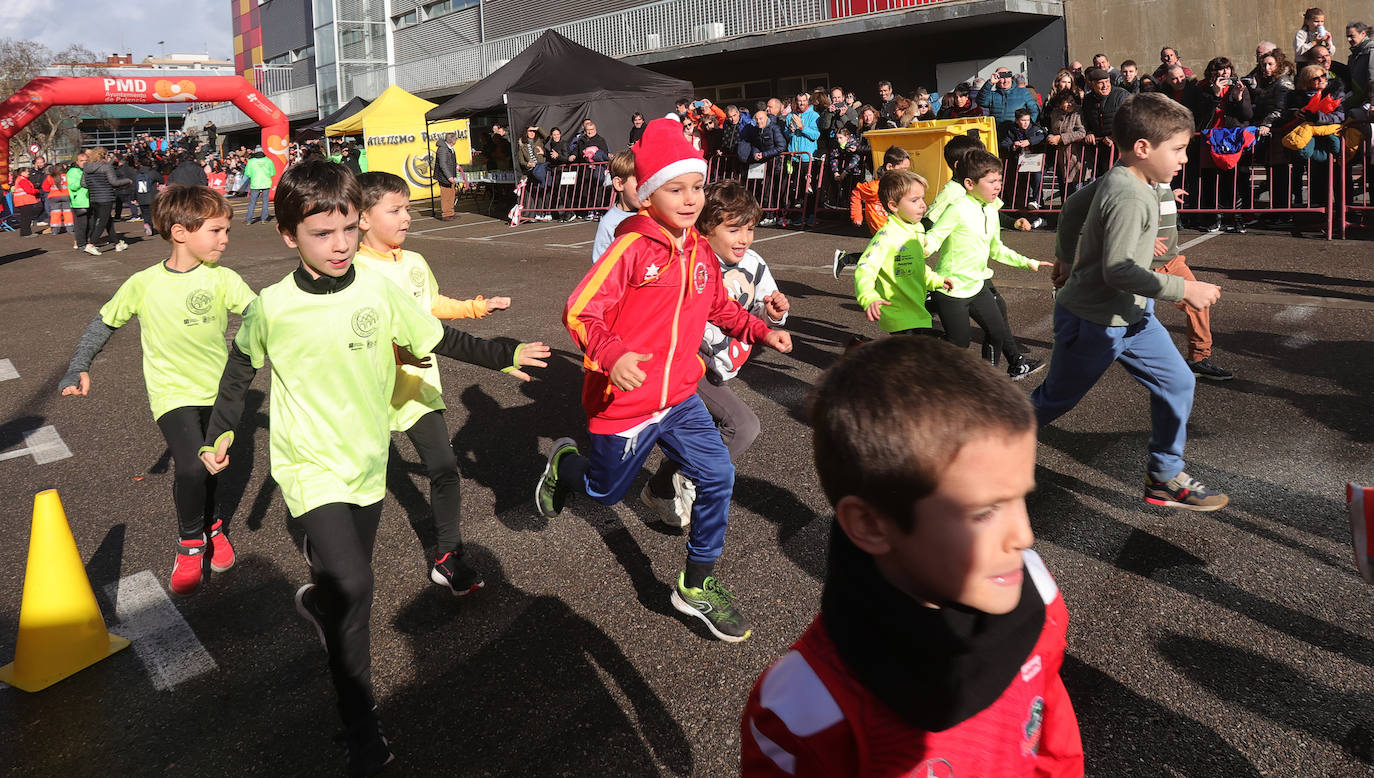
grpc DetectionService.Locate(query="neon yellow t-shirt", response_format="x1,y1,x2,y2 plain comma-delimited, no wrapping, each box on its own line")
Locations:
99,261,256,420
353,246,445,432
234,265,444,516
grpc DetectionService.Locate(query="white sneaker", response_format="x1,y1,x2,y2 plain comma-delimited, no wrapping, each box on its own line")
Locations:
114,241,129,252
671,473,696,528
641,482,685,527
83,244,101,256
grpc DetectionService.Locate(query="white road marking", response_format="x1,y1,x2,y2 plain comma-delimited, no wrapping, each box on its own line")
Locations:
548,239,595,248
409,220,499,235
752,232,810,244
0,425,73,464
0,358,17,381
104,571,217,691
472,221,588,240
1273,306,1317,325
1177,232,1224,251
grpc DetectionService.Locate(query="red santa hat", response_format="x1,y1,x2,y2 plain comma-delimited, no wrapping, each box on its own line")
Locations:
632,117,707,201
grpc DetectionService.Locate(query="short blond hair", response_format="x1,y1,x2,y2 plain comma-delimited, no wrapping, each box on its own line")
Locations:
151,185,233,240
878,169,928,211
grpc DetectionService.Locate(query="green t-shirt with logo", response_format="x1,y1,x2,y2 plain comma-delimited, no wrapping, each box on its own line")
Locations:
234,265,444,516
353,248,445,432
99,261,256,420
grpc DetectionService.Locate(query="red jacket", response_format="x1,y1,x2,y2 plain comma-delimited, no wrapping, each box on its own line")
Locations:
565,214,771,434
741,550,1084,778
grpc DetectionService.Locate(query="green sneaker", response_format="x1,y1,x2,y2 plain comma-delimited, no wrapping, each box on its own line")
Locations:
670,572,752,642
535,437,579,518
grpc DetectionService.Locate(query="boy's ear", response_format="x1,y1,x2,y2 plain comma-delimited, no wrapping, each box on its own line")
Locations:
834,495,896,556
279,226,298,249
611,177,626,193
169,223,189,243
357,208,372,232
962,177,976,191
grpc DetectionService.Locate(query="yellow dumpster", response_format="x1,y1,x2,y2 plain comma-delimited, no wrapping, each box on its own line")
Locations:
862,117,998,202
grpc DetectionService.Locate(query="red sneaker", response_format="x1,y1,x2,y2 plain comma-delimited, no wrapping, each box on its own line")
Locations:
207,520,235,573
170,537,207,596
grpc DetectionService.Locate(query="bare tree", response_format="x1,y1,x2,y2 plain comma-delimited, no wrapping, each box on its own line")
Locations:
0,39,94,163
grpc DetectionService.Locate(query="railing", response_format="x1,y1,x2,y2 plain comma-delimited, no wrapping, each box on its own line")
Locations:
253,64,295,95
995,135,1341,238
345,0,992,102
189,84,318,131
1341,140,1372,239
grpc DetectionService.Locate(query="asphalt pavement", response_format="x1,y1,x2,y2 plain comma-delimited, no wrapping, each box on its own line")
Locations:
1,200,1373,776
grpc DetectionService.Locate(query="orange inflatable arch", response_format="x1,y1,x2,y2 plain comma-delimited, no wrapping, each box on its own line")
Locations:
0,76,288,187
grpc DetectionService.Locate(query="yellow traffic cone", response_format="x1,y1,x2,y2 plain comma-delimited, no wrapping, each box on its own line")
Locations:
0,489,129,692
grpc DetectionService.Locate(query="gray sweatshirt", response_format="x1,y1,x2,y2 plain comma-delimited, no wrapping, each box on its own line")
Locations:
1053,166,1185,326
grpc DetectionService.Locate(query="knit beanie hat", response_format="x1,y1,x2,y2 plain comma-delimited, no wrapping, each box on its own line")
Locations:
633,117,707,201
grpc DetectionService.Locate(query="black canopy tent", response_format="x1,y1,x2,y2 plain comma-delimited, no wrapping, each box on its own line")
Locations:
425,30,692,164
294,96,371,142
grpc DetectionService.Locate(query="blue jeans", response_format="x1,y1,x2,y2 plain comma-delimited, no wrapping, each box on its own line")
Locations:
1030,301,1196,481
248,188,270,222
574,394,735,563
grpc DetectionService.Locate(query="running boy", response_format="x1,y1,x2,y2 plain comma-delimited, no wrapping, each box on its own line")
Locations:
1034,93,1228,510
535,118,793,643
592,149,639,261
198,161,543,775
831,145,910,277
854,170,953,336
641,180,791,527
59,185,252,596
742,335,1083,777
353,170,534,596
919,150,1045,379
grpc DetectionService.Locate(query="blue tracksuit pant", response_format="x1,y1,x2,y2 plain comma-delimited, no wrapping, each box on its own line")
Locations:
579,394,734,563
1031,301,1195,481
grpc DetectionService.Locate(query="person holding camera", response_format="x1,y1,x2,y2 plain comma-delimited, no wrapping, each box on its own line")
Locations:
1193,57,1254,233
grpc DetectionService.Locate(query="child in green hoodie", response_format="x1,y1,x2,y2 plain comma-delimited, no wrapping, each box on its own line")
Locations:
919,150,1045,380
853,170,954,336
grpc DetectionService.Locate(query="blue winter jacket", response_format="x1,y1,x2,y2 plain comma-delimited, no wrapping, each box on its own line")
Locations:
786,107,820,161
977,82,1040,127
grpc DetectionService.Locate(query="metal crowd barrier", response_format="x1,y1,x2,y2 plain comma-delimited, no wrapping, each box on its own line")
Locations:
513,161,615,223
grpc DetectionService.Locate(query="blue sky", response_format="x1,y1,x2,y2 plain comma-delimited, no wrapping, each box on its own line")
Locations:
13,0,234,61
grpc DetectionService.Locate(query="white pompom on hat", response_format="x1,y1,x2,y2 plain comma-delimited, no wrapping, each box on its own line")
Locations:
632,117,707,201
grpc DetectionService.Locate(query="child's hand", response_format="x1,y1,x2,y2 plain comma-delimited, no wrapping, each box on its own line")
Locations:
1181,279,1221,310
1173,188,1188,202
200,438,231,475
865,300,891,321
506,341,551,382
394,343,432,369
940,277,955,292
1154,237,1170,257
1014,217,1032,231
610,351,652,391
60,372,91,397
762,330,792,353
763,291,789,321
1029,260,1043,271
485,296,511,312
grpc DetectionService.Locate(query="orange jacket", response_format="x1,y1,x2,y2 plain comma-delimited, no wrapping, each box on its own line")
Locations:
850,180,889,235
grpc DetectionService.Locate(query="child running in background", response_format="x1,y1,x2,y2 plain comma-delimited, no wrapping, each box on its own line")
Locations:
918,150,1045,379
831,145,910,277
641,179,791,527
198,161,545,775
742,336,1084,777
592,149,640,261
853,170,953,336
59,185,253,596
353,170,529,596
1035,93,1228,511
535,118,793,643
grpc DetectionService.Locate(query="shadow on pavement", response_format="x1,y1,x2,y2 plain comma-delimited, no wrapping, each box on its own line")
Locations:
1157,631,1374,765
385,545,693,776
1061,655,1262,776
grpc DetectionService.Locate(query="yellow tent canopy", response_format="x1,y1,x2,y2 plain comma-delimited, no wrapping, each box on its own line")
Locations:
326,85,437,137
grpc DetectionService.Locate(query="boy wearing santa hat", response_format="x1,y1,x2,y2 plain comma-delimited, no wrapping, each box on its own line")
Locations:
535,118,792,642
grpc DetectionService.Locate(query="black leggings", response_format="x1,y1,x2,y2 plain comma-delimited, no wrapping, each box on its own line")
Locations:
403,410,463,556
296,501,384,727
929,285,1017,362
156,406,218,540
88,201,116,245
73,208,89,246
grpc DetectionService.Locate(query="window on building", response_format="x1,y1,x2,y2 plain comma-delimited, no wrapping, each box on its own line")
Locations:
422,0,476,21
776,74,828,101
700,80,772,107
392,9,419,28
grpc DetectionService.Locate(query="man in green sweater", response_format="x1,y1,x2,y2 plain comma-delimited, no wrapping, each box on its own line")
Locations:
243,146,276,225
1032,93,1228,512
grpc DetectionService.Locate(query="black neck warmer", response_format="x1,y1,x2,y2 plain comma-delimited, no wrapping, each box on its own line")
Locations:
820,522,1045,732
293,263,355,294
